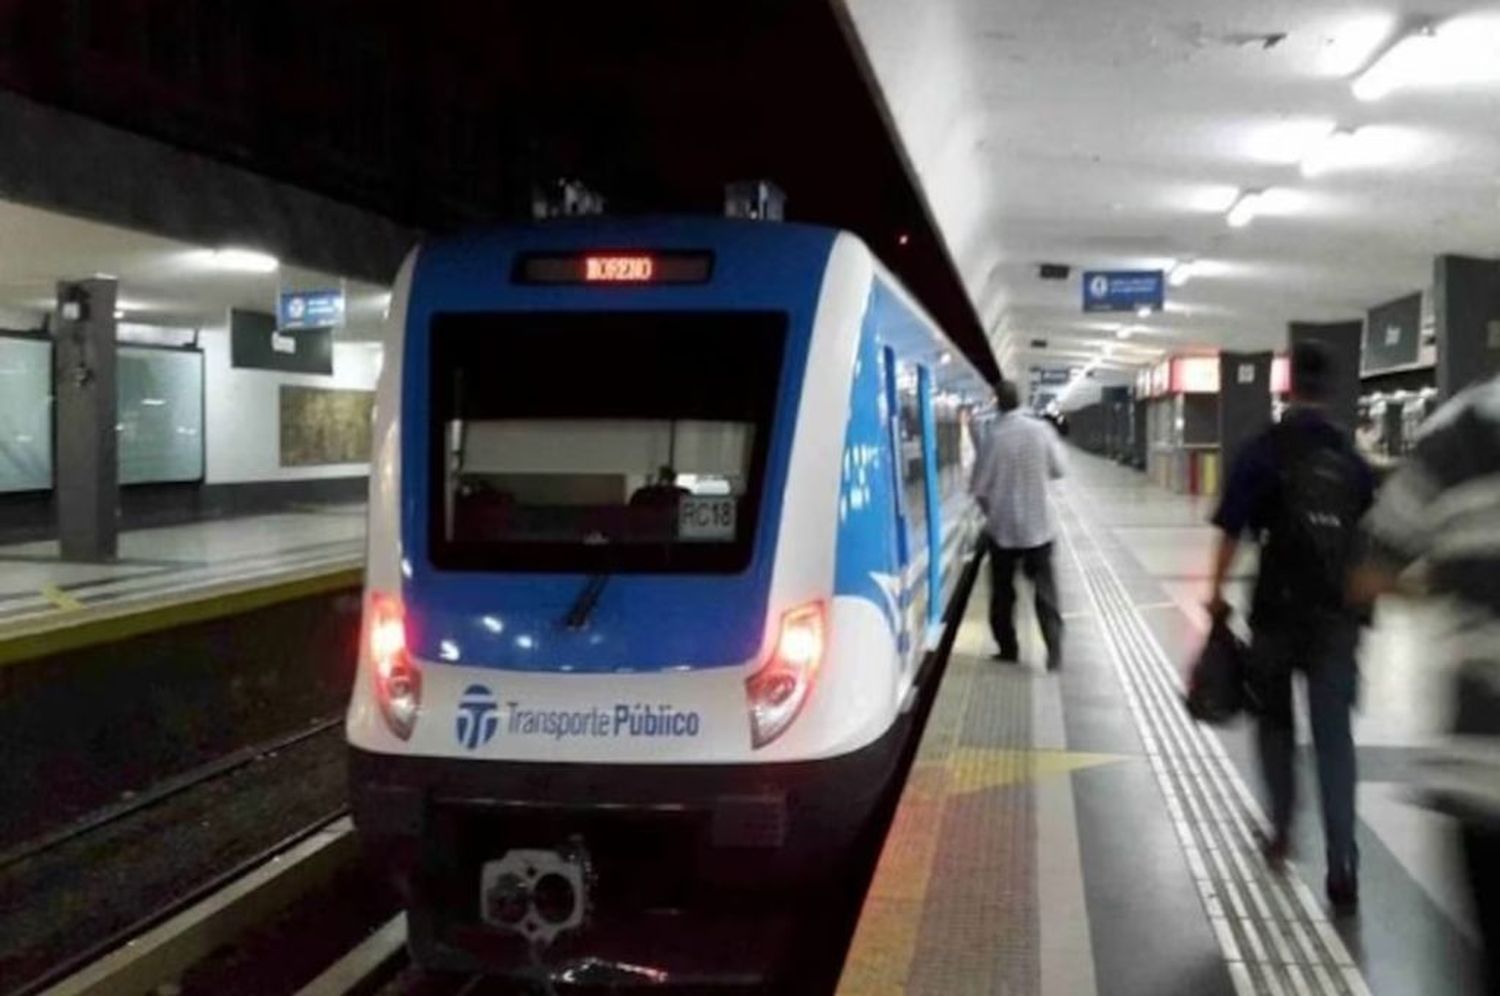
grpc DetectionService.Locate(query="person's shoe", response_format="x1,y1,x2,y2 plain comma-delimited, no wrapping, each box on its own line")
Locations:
1046,653,1063,672
1258,828,1291,871
992,646,1019,663
1326,865,1359,914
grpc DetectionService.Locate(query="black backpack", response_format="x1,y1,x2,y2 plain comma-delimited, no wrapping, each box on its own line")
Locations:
1262,424,1366,614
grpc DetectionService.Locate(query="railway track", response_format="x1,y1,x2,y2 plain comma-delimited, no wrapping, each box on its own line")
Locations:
21,813,354,996
2,719,349,996
0,717,344,876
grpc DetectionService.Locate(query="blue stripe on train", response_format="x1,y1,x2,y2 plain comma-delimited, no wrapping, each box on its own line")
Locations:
832,282,903,637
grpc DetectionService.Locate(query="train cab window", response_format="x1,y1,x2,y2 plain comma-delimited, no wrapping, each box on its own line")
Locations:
427,311,786,574
894,364,929,548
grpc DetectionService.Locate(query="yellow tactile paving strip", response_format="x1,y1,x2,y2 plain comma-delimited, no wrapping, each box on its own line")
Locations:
839,611,1125,995
0,565,362,667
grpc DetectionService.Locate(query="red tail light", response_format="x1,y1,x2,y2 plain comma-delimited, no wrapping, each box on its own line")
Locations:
746,602,826,748
369,592,421,740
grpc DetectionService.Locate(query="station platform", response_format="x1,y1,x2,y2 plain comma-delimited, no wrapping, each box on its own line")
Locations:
838,451,1485,996
0,505,364,663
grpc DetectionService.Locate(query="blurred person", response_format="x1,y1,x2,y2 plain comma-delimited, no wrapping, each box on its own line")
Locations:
969,379,1066,670
1207,342,1375,912
1355,411,1383,461
629,464,689,508
1354,374,1500,991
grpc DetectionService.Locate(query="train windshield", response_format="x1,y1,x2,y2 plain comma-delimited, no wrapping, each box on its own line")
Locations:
428,311,787,574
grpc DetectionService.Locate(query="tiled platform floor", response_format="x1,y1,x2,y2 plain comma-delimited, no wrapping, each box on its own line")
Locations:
0,505,364,630
838,450,1484,996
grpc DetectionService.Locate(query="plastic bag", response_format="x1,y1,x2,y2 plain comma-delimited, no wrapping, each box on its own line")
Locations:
1185,616,1251,725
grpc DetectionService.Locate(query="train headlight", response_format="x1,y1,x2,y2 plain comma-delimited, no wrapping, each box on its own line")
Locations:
370,592,422,740
746,602,825,748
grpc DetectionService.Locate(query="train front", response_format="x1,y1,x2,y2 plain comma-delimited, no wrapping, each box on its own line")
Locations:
346,220,906,981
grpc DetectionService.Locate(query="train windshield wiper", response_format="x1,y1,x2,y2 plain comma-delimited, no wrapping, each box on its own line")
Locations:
563,573,609,631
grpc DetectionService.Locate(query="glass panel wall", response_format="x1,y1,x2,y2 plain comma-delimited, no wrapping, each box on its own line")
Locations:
118,346,204,485
0,336,52,493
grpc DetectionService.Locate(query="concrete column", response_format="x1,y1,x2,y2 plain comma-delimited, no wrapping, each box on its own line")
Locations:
1288,320,1361,432
53,278,118,561
1434,254,1500,400
1218,351,1271,471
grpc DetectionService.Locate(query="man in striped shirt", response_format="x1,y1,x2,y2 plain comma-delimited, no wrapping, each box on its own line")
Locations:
969,380,1066,669
1356,374,1500,991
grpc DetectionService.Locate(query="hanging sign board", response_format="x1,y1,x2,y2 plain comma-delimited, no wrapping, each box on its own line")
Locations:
231,308,333,375
1082,270,1165,313
278,288,346,330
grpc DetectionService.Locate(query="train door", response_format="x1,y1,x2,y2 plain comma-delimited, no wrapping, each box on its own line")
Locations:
917,365,942,635
884,348,931,670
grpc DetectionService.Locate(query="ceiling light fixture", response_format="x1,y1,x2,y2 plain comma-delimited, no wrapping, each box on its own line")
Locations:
1167,259,1196,287
1352,26,1439,101
1226,190,1265,228
200,247,280,273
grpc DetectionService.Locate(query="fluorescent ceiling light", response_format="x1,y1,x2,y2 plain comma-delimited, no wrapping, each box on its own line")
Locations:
1226,190,1265,228
1300,128,1359,178
199,247,280,273
1167,259,1196,287
1352,28,1440,101
1247,119,1339,166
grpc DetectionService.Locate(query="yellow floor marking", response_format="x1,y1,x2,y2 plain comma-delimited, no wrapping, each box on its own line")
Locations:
840,733,1130,994
839,659,979,995
40,584,83,611
1,566,362,668
947,747,1128,796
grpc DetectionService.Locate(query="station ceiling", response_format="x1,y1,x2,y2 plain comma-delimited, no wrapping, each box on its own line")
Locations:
845,0,1500,378
0,1,998,381
0,199,389,335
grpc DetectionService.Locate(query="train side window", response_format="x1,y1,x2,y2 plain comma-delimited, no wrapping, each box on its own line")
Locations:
931,399,978,503
894,362,928,549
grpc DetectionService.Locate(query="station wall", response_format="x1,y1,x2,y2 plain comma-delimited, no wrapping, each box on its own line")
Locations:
199,326,380,485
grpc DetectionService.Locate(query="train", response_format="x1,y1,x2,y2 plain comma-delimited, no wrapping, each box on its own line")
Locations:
345,217,990,981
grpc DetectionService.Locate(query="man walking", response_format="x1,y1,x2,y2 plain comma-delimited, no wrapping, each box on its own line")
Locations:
1354,374,1500,990
969,380,1065,670
1207,342,1375,912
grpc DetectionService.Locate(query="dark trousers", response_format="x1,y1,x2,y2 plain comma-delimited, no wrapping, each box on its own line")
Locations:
1252,620,1360,870
987,540,1062,663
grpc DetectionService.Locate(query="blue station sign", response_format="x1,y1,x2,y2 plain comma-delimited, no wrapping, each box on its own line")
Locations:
1082,270,1164,313
278,288,346,330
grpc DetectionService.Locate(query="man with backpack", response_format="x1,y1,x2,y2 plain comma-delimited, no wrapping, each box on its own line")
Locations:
1207,342,1376,912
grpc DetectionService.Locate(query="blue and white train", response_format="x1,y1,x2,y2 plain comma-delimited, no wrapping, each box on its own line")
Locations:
346,217,989,978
